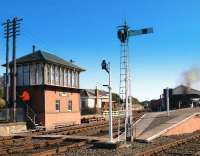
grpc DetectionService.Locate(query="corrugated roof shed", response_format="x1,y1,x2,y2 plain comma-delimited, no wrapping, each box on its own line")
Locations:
173,85,200,95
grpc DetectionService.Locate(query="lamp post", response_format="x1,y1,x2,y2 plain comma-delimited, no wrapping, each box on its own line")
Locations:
101,59,113,142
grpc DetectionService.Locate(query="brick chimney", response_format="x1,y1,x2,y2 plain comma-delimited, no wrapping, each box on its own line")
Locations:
32,45,36,53
95,86,99,113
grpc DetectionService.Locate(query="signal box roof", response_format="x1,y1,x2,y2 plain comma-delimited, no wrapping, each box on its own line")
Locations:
2,50,85,72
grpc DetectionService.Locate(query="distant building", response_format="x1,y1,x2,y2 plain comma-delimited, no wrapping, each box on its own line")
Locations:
163,85,200,109
3,50,85,129
150,85,200,111
149,99,162,111
80,88,109,115
141,100,151,110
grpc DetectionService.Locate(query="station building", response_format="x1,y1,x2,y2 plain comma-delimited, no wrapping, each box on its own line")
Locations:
150,85,200,111
4,50,85,129
80,88,109,115
163,85,200,109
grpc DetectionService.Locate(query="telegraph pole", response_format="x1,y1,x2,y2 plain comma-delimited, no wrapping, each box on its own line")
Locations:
12,18,17,122
3,17,22,122
6,20,10,107
12,17,22,122
2,20,11,107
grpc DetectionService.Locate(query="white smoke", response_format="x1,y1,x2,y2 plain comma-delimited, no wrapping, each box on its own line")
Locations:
182,67,200,88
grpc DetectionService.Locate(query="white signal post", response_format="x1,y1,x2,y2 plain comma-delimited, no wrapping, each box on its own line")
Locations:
166,87,170,116
101,60,113,142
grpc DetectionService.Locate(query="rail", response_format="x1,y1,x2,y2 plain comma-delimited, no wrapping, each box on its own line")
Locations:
136,131,200,156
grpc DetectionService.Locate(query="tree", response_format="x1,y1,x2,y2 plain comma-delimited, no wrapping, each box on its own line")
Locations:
0,75,5,108
0,88,3,98
0,76,4,98
131,97,141,105
112,93,121,103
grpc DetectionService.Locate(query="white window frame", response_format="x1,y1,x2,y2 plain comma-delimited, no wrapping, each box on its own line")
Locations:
67,100,72,112
55,100,60,112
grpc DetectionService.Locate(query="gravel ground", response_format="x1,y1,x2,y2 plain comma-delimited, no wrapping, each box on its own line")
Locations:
59,132,200,156
59,136,177,156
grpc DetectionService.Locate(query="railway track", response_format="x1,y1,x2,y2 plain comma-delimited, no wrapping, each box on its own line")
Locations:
30,140,88,156
136,131,200,156
0,112,144,155
0,132,92,155
0,136,88,156
0,119,124,155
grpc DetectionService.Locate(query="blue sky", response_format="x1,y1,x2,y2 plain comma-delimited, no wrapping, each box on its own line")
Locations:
1,0,200,101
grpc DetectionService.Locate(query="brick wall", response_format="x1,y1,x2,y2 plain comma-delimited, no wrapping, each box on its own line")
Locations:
162,115,200,136
44,90,81,129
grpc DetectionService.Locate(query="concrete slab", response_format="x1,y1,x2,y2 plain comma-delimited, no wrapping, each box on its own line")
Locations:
0,122,27,136
32,135,65,139
133,108,200,142
34,134,123,149
34,134,109,142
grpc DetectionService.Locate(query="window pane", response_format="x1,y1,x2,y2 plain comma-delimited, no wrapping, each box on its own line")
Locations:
17,65,23,86
55,100,60,112
77,72,79,88
46,64,51,84
60,67,63,86
37,64,43,85
71,71,74,88
23,65,29,86
68,100,72,111
64,69,68,87
55,66,59,85
30,64,36,85
68,70,71,87
51,65,55,85
74,71,78,88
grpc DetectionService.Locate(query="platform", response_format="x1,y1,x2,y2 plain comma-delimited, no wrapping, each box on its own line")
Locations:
0,122,27,136
133,108,200,142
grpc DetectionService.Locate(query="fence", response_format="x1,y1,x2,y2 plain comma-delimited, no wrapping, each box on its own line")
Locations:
0,108,25,122
103,110,125,117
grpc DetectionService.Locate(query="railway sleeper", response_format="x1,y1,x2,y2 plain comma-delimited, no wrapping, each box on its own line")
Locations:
31,148,57,156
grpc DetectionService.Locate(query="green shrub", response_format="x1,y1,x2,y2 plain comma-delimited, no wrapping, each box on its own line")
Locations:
0,88,3,98
0,98,5,108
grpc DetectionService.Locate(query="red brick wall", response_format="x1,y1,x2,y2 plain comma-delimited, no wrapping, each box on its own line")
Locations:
17,86,81,129
162,115,200,136
44,90,81,129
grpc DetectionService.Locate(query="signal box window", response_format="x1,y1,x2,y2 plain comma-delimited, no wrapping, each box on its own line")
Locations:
55,100,60,112
68,100,72,112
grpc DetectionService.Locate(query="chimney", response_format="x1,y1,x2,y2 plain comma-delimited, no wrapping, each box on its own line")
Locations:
32,45,36,53
95,86,99,113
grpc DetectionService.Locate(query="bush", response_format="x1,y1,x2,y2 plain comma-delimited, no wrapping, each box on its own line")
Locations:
0,88,3,98
0,98,5,108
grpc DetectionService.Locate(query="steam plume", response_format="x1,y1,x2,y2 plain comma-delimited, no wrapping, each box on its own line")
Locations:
182,67,200,88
